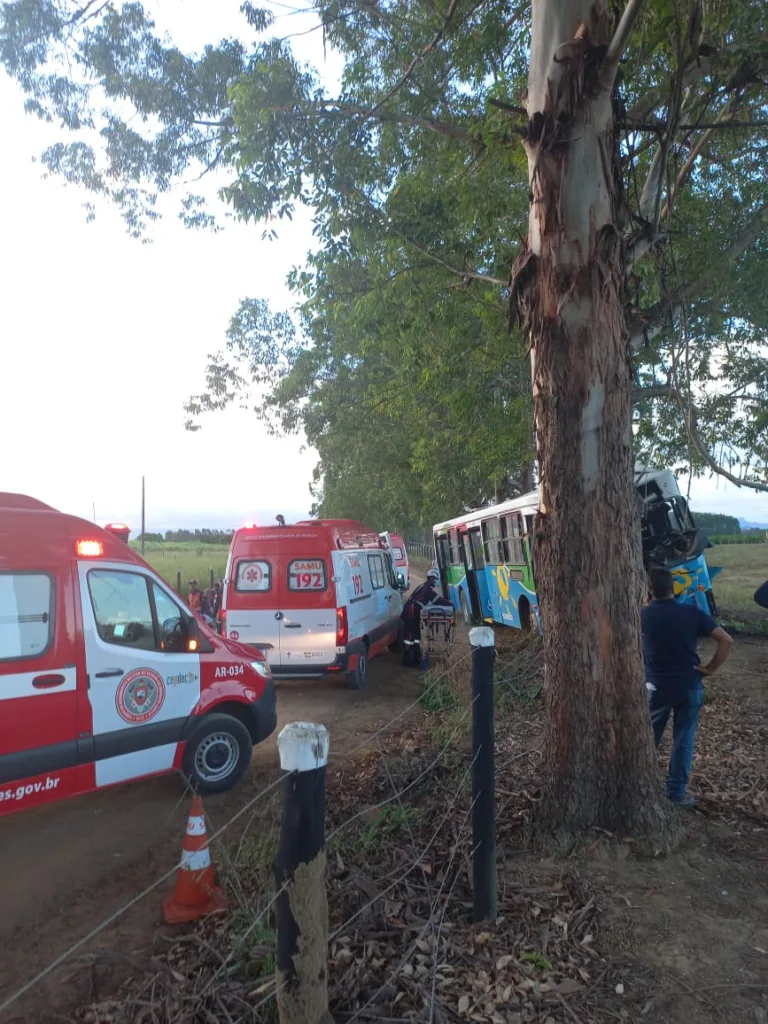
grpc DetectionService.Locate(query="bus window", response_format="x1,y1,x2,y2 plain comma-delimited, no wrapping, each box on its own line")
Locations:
481,518,503,564
524,514,535,572
470,529,486,570
448,529,461,565
436,534,450,577
501,513,525,564
461,531,473,569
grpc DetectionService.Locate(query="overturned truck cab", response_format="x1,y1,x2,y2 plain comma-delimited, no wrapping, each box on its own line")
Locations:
635,466,721,615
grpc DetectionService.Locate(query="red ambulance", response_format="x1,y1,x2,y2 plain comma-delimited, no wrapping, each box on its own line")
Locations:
380,532,410,590
222,519,406,689
0,494,276,817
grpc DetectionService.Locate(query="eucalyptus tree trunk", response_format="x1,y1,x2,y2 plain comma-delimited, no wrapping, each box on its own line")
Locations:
512,0,681,850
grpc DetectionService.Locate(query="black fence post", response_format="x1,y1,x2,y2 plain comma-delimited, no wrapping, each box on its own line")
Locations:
275,723,333,1024
209,567,214,589
470,625,497,922
176,570,182,596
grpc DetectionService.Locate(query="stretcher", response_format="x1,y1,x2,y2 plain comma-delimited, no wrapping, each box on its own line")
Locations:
419,603,455,662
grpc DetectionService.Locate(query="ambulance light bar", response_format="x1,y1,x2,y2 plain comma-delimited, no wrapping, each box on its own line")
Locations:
76,540,104,558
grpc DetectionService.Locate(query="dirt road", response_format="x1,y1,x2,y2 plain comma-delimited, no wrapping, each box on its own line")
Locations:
0,653,426,1019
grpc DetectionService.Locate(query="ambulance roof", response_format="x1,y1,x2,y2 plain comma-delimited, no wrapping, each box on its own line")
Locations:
233,518,383,551
0,493,146,568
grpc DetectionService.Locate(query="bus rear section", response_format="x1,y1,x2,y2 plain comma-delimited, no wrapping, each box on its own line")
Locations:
434,494,540,632
223,526,338,676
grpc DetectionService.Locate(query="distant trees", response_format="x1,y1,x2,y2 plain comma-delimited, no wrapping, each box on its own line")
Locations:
138,529,235,545
693,512,741,535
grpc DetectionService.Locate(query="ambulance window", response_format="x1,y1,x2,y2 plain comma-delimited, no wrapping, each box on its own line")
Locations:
384,553,398,589
392,546,404,562
153,585,185,634
235,560,272,592
288,559,326,591
88,570,156,651
0,572,53,663
368,554,386,590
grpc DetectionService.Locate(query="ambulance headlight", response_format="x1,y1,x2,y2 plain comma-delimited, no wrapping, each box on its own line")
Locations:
251,660,271,679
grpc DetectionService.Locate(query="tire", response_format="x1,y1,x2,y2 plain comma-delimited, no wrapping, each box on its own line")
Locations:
388,621,405,653
182,714,253,795
519,598,532,632
460,592,472,627
346,648,368,690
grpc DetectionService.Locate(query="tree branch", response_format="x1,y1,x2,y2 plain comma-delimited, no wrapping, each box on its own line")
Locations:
277,101,492,143
404,238,509,287
372,0,461,111
487,97,528,117
633,384,768,492
627,118,768,132
346,182,509,288
629,204,768,351
605,0,646,82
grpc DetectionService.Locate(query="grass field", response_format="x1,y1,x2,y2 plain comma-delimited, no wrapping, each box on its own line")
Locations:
708,542,768,629
130,541,229,594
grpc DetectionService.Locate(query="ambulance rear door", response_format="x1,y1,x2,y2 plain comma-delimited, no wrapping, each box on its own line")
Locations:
224,534,282,669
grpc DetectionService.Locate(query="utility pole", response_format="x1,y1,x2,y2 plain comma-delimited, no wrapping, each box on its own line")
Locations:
92,502,96,523
141,476,146,557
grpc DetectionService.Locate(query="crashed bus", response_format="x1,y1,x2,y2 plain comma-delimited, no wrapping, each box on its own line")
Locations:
433,467,721,630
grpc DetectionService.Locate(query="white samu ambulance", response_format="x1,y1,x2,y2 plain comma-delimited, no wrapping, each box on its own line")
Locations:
222,519,406,689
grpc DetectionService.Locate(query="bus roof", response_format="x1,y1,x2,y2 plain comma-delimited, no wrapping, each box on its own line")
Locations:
433,489,539,534
434,467,683,536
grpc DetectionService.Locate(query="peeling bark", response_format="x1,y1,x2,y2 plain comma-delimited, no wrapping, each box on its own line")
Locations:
512,0,682,851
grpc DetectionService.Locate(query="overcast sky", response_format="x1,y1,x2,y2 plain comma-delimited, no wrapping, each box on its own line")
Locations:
1,0,766,532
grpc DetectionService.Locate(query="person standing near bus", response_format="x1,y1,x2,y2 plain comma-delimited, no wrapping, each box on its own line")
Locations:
642,568,733,808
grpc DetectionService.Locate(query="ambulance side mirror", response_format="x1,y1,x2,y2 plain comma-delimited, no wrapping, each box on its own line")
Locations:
161,616,186,653
185,615,214,654
396,572,407,590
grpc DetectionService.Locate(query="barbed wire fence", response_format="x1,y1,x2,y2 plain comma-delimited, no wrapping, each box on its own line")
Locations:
0,642,505,1024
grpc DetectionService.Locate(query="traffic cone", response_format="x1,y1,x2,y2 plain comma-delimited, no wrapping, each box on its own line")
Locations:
163,795,225,924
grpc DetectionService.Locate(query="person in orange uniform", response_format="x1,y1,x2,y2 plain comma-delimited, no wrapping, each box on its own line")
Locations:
187,580,203,616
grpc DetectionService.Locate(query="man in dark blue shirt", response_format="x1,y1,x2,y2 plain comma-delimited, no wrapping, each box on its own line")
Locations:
755,580,768,609
642,569,733,808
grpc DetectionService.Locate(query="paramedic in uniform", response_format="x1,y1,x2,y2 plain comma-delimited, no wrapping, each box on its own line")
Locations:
401,569,447,668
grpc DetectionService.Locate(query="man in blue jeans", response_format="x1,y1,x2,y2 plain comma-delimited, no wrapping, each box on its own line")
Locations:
642,569,733,808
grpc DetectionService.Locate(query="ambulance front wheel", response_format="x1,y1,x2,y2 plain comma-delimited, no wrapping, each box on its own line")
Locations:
182,714,253,795
346,649,368,690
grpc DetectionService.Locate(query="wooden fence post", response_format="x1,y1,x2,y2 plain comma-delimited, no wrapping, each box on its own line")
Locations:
209,567,214,589
176,570,182,596
470,626,497,922
275,723,333,1024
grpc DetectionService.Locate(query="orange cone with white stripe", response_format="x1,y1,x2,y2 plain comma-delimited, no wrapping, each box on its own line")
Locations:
163,795,225,924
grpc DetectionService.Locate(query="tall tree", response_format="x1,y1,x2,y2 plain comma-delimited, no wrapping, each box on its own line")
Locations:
3,0,767,847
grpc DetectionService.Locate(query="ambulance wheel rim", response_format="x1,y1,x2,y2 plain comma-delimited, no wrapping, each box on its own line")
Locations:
194,732,240,783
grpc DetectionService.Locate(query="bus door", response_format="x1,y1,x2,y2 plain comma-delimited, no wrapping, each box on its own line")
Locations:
468,527,492,620
459,530,482,620
435,535,451,602
523,515,536,582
